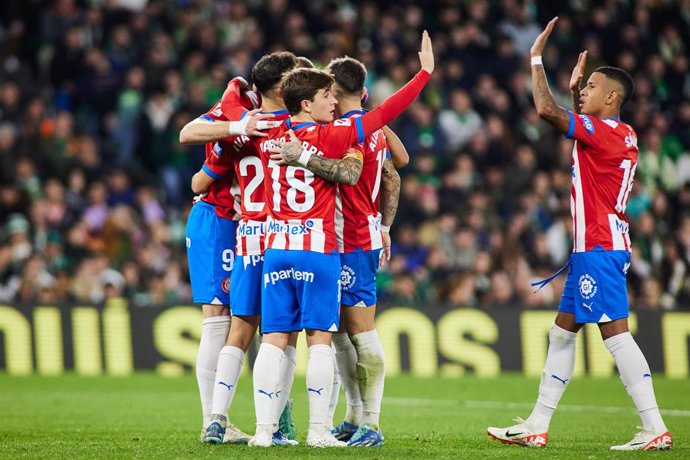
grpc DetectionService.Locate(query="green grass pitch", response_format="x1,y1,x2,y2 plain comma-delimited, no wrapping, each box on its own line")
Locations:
1,373,687,458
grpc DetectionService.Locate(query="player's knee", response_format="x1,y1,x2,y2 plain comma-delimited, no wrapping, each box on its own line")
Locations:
359,344,386,370
202,304,230,318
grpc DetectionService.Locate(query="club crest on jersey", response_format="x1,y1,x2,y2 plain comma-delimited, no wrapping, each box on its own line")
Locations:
578,274,598,300
212,142,223,157
340,265,356,290
334,118,352,127
579,115,595,134
221,277,231,293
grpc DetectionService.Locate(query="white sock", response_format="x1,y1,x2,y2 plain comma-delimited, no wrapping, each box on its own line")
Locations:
604,332,667,433
351,330,386,429
327,344,341,428
253,343,284,430
196,316,230,427
210,345,244,418
525,323,577,432
333,332,362,425
307,344,334,432
274,345,297,424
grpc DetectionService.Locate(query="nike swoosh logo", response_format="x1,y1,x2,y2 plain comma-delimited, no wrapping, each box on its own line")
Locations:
307,387,324,395
505,431,524,437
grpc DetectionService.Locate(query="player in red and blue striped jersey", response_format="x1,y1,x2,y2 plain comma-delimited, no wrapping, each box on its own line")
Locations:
248,31,434,448
488,17,671,452
322,56,406,447
181,53,299,445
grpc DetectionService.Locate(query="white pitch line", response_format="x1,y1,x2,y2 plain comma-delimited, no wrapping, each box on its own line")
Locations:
384,397,690,417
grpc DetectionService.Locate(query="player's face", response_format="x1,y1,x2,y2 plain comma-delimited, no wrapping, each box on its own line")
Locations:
309,87,338,123
579,72,610,116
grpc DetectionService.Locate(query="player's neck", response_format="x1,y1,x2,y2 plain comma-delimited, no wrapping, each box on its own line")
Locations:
336,97,363,117
260,97,285,113
591,107,620,120
291,113,316,124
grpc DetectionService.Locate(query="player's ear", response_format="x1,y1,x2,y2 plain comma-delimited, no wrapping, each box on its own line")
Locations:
301,99,312,114
605,89,618,106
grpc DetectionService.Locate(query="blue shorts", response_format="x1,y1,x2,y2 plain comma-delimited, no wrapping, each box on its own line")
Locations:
186,201,237,305
340,249,381,307
261,249,341,333
558,247,631,323
231,254,264,316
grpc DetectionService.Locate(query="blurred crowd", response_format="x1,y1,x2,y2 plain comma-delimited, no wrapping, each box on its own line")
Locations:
0,0,689,310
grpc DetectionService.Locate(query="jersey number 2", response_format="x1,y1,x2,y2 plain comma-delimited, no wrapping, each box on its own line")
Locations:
239,156,264,212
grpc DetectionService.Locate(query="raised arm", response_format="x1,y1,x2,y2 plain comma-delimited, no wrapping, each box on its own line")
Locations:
268,130,363,185
382,126,409,169
530,17,571,133
358,31,434,138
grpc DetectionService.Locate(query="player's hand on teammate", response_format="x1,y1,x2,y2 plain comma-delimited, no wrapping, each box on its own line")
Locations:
419,30,434,74
530,16,558,58
268,129,303,165
243,109,282,137
380,231,392,268
569,50,588,93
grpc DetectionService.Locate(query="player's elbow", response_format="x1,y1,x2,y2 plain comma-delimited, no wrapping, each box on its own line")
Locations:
179,124,198,144
393,154,409,169
190,175,204,194
179,128,192,144
346,168,364,186
536,104,555,119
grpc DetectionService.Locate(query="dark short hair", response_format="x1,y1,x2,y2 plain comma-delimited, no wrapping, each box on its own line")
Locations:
296,56,315,69
251,51,298,96
594,66,634,106
326,56,367,95
281,68,334,115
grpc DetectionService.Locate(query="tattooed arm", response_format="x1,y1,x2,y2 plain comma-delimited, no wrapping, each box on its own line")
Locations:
304,151,363,186
380,158,401,227
530,17,571,133
269,130,363,185
379,157,400,265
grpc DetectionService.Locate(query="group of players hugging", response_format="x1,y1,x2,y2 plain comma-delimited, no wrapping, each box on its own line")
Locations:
180,23,672,451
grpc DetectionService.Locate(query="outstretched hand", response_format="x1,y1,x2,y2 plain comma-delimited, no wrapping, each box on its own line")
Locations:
419,30,434,74
244,109,281,137
569,50,588,92
267,129,303,165
530,16,558,58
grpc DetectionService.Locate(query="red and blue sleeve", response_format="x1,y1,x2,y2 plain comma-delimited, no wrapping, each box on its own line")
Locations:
360,70,430,136
202,142,233,178
565,111,605,148
320,70,430,154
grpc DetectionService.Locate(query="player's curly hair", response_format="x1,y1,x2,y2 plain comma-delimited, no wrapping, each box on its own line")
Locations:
595,66,634,106
326,56,367,95
251,51,298,96
281,68,334,115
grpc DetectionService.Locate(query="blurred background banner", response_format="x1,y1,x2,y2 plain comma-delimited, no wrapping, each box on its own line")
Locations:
1,300,689,378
